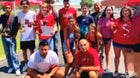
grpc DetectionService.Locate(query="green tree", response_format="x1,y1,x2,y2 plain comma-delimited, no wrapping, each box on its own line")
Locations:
80,0,94,8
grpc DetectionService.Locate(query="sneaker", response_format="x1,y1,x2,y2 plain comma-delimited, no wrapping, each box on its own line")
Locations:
22,64,27,72
125,72,130,78
16,70,21,76
104,68,110,74
15,70,21,76
7,68,14,73
113,71,119,77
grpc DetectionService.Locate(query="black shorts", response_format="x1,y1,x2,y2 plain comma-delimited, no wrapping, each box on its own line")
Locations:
103,38,111,45
80,71,102,78
20,40,35,50
132,44,140,52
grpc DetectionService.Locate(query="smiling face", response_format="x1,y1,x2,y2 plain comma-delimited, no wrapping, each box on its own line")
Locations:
68,17,76,29
21,1,30,12
94,2,102,12
81,5,89,16
40,3,50,15
39,45,49,58
79,39,90,53
105,6,113,18
122,8,131,18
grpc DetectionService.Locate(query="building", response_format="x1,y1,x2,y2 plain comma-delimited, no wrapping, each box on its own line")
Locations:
101,0,129,8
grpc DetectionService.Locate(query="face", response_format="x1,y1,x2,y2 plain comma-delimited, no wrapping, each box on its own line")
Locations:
63,1,70,8
41,4,50,14
39,45,49,58
68,18,76,29
105,7,113,17
81,5,89,15
89,24,95,32
21,1,29,10
4,5,12,13
122,8,131,18
94,3,101,12
79,39,90,53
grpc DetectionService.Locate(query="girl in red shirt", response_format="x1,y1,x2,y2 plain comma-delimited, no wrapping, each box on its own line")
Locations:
112,6,135,77
36,3,56,51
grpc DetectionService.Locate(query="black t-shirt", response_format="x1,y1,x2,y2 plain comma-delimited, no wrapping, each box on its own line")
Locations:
0,14,19,36
91,12,102,26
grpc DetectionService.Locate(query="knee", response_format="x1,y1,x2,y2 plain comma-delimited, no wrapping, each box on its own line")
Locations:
69,73,76,78
55,69,65,78
24,74,31,78
89,71,98,78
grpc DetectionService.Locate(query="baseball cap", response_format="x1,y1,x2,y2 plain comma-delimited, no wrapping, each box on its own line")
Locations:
3,2,13,8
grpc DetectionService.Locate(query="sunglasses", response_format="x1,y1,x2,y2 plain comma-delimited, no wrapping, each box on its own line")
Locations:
5,7,11,9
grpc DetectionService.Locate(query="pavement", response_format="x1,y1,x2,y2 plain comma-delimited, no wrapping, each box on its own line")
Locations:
0,32,127,78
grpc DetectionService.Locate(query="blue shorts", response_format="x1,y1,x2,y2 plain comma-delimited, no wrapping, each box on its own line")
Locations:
132,44,140,52
63,41,75,53
113,41,133,49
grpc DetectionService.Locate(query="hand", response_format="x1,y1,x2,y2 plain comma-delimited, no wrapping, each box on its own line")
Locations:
20,29,25,33
76,72,81,78
79,67,83,74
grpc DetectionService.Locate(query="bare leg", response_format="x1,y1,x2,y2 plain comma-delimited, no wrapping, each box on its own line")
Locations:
105,40,111,68
89,71,98,78
114,47,121,71
23,50,28,64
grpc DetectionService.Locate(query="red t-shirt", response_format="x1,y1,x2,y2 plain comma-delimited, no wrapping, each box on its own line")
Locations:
131,16,140,44
58,7,77,31
36,13,55,40
75,47,103,74
113,18,135,45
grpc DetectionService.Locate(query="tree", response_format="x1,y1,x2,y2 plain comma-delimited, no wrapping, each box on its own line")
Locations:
80,0,94,8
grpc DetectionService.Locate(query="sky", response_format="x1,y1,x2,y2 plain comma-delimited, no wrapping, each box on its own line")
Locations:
59,0,103,4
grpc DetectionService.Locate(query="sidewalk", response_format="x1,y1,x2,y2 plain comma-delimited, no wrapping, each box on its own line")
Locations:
0,34,126,78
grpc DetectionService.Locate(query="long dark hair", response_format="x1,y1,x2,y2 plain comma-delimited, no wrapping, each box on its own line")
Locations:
120,6,132,22
100,6,114,18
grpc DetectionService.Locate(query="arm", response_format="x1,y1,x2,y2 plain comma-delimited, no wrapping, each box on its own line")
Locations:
64,28,71,53
10,16,19,37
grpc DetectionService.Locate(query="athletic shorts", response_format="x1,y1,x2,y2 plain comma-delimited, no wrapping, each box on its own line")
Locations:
20,40,35,50
80,71,102,78
103,38,111,45
113,41,133,49
132,44,140,52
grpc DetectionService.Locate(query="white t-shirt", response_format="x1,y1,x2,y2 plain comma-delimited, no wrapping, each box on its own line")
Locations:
17,10,36,41
28,50,59,73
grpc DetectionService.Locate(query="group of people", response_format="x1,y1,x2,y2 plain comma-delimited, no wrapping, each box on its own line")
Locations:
0,0,140,78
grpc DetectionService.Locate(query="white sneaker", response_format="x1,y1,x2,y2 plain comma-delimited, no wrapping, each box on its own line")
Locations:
22,64,27,72
125,72,130,78
7,68,14,73
104,68,110,74
113,71,119,77
15,70,21,76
